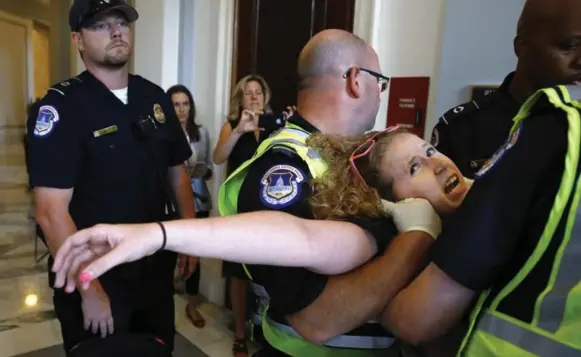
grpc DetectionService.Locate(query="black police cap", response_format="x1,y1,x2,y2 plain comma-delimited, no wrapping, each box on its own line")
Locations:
69,0,138,32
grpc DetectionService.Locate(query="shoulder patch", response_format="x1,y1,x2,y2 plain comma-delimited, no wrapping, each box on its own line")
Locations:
474,126,521,178
33,105,60,138
260,164,306,208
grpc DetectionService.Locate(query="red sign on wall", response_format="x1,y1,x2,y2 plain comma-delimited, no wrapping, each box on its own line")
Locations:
385,77,431,138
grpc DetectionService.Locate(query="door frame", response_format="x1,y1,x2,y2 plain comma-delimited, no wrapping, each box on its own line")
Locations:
0,10,35,115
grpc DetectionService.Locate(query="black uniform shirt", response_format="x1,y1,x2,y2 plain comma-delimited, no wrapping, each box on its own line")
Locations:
237,114,398,322
27,71,191,230
430,102,570,323
431,73,521,179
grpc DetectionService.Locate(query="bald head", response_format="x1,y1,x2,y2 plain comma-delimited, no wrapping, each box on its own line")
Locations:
297,29,372,81
517,0,578,38
511,0,581,101
295,29,382,136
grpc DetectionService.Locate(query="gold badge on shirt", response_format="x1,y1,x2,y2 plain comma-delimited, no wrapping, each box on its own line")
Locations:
153,104,166,124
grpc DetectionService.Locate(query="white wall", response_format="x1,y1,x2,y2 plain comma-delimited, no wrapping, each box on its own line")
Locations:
433,0,526,120
364,0,446,139
176,0,235,306
133,0,181,90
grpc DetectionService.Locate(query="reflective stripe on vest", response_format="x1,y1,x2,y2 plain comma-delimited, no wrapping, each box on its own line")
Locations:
217,123,394,354
265,316,395,350
458,85,581,356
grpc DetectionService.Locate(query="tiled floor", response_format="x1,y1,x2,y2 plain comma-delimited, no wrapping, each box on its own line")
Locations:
0,183,257,357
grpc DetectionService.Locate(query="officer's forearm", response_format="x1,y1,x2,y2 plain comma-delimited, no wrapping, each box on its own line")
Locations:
169,164,196,219
36,207,78,258
36,205,103,294
380,263,475,344
286,231,433,344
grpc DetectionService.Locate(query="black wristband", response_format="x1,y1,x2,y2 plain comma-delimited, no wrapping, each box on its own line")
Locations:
156,222,167,252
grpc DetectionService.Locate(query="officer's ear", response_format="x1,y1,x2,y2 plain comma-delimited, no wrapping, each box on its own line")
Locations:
71,31,85,52
345,67,363,99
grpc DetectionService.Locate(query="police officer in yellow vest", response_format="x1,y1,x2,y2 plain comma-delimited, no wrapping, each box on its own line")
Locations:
388,85,581,357
219,29,417,357
374,1,581,354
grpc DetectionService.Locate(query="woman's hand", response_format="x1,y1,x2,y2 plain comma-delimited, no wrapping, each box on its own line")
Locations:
282,105,297,120
234,109,263,134
52,223,164,292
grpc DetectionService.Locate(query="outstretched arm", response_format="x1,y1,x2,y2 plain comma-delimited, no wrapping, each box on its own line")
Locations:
163,211,377,274
52,210,377,292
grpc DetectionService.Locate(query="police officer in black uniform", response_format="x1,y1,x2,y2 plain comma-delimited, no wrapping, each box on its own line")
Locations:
430,0,581,179
26,0,195,355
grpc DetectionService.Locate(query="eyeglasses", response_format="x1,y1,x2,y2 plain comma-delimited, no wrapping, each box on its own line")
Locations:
343,67,390,92
349,126,400,186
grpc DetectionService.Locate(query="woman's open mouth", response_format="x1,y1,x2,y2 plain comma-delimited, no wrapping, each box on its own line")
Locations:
444,174,460,194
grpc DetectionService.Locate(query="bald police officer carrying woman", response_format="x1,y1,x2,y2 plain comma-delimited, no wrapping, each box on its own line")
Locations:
26,0,197,355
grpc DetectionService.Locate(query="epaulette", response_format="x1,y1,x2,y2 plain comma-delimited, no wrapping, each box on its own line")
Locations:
438,94,495,125
46,76,84,96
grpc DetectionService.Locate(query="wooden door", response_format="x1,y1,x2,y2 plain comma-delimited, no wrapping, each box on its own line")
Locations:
232,0,355,113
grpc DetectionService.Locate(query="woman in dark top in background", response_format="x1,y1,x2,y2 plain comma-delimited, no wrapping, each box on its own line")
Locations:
213,74,287,357
167,85,213,329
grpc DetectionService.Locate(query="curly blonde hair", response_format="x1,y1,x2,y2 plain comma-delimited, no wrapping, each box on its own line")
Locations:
306,130,406,220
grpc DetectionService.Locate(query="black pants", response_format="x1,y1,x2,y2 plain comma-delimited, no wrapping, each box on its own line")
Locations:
53,251,177,355
184,211,208,295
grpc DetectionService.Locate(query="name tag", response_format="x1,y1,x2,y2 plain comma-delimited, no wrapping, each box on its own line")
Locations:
93,125,118,138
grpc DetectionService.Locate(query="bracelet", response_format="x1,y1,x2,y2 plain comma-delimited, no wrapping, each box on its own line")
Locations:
156,222,167,252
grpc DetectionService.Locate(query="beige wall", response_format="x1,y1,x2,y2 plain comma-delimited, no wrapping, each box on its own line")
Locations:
0,0,72,85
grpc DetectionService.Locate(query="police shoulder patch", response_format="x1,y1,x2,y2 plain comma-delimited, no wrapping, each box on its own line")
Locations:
260,164,306,208
474,126,522,179
33,105,60,138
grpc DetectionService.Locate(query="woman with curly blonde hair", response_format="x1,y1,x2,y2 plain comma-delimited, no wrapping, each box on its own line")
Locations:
308,127,471,220
51,129,474,287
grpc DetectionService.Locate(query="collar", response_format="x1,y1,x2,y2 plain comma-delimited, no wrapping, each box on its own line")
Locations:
495,72,521,113
287,113,320,134
77,70,149,104
498,72,514,96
